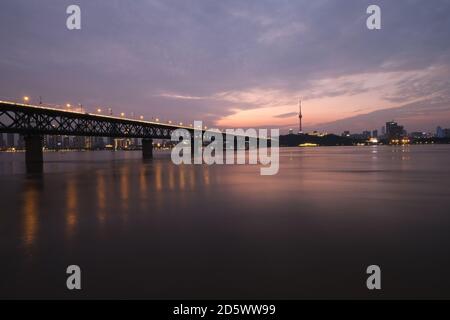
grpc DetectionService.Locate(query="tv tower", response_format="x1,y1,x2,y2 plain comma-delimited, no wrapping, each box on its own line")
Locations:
298,98,303,134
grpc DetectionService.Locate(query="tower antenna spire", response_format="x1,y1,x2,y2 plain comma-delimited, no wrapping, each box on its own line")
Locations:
298,97,303,134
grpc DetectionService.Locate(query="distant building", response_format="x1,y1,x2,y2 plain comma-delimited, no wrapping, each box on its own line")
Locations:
385,121,404,140
444,128,450,138
410,132,427,139
62,136,71,149
349,133,367,140
115,138,130,149
17,135,25,149
89,136,105,149
73,136,86,149
55,135,63,149
108,137,115,147
381,126,386,137
288,128,294,135
341,131,350,137
436,126,445,138
372,130,378,138
362,131,371,139
7,133,15,148
47,135,57,149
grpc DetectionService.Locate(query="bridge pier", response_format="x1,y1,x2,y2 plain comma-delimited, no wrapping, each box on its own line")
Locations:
25,135,43,164
24,135,43,172
142,138,153,159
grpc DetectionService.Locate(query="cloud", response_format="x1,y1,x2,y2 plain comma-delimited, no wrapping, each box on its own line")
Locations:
1,0,450,131
315,98,450,133
274,112,298,119
157,93,207,100
257,22,307,45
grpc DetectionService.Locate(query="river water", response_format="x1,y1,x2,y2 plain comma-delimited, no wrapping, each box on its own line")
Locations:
1,145,450,299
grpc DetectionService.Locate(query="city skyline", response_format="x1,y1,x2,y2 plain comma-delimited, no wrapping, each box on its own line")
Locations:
1,1,450,133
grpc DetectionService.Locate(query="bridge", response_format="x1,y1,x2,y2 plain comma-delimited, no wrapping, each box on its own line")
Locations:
0,100,268,171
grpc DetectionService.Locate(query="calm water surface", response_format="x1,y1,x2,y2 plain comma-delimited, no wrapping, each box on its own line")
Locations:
1,146,450,299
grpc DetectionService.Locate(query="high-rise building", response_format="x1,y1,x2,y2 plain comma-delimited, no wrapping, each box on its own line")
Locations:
93,136,105,149
62,136,71,149
106,137,115,148
55,135,63,149
7,133,15,148
17,135,25,149
47,135,59,149
115,138,130,149
372,130,378,138
73,136,85,149
84,136,93,149
436,126,445,138
444,128,450,138
386,121,404,140
288,128,294,135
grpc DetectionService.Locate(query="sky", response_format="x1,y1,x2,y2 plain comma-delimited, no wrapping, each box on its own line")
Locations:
1,0,450,134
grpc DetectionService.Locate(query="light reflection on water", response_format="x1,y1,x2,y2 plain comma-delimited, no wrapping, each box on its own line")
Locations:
22,179,39,249
1,146,450,299
66,178,78,239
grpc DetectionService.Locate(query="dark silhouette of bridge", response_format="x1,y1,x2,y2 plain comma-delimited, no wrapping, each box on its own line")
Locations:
0,100,268,171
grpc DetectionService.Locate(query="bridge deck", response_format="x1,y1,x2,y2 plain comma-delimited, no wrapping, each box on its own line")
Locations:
0,101,196,139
